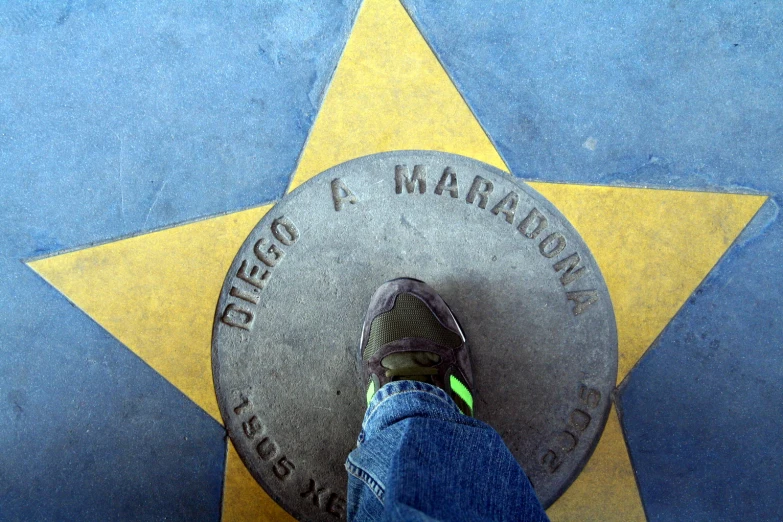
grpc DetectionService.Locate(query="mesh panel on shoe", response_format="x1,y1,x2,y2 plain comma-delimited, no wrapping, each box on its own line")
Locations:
364,293,462,360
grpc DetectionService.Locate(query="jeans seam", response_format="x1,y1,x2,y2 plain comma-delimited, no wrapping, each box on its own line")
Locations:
346,458,386,505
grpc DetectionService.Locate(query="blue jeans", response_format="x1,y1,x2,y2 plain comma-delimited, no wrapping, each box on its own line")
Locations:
345,380,550,522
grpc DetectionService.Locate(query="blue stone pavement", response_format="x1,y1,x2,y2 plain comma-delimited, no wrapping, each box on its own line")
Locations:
1,1,781,520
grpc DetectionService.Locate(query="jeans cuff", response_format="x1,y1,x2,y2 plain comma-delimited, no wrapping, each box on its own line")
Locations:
363,380,460,429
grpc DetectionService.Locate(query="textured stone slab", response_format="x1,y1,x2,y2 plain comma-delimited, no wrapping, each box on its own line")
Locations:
212,151,618,520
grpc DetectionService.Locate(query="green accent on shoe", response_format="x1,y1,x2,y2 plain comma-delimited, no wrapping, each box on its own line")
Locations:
366,380,376,406
364,293,462,361
450,374,473,415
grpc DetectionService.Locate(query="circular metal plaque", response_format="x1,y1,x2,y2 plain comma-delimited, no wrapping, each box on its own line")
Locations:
213,151,617,520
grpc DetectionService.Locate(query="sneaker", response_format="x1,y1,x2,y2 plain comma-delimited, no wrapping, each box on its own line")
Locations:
359,278,475,416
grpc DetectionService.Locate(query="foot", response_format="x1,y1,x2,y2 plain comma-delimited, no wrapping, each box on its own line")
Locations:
359,278,474,416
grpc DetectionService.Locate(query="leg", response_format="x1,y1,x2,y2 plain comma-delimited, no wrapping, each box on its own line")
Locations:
345,380,549,522
347,278,549,521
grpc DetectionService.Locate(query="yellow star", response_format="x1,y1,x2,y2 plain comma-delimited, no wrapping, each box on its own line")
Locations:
28,0,765,520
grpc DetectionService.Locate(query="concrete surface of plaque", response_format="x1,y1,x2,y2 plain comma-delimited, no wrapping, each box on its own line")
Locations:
212,151,618,521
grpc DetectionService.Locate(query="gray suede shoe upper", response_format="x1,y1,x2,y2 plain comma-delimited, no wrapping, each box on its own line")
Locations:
359,278,475,415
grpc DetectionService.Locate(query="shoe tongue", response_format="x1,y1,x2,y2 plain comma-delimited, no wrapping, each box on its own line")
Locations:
381,351,441,369
381,352,441,383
